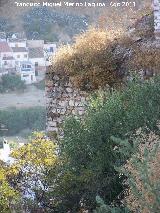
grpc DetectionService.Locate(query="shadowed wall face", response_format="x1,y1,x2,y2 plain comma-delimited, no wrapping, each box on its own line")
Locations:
154,0,160,39
46,71,88,139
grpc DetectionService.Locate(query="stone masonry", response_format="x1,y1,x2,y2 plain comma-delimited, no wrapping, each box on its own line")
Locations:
154,0,160,39
46,69,88,138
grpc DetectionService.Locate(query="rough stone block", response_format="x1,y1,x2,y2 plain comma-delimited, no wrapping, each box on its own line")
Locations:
66,87,73,93
69,100,75,106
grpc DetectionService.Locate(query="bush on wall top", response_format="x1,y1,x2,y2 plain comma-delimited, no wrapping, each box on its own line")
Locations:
50,28,132,91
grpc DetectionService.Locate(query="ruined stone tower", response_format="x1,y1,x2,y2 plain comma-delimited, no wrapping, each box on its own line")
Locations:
46,1,160,138
45,69,88,138
154,0,160,39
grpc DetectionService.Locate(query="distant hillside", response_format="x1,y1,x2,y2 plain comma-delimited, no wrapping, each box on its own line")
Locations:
0,0,152,43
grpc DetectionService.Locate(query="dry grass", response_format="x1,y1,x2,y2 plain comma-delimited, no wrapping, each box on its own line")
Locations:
51,28,131,91
128,44,160,76
49,1,156,91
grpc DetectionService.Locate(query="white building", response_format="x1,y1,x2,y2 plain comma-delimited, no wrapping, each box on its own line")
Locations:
0,138,24,163
7,32,27,48
16,61,36,84
8,38,27,48
44,42,57,66
12,47,28,62
44,43,57,56
0,139,12,163
0,42,15,71
27,40,44,48
29,47,45,67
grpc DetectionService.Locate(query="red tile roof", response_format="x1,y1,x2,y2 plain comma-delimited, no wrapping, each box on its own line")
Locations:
0,42,12,53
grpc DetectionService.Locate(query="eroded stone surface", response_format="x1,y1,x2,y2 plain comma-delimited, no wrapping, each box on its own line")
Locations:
46,72,88,138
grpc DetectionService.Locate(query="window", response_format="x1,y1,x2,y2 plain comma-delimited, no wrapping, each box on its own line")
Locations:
23,74,29,77
17,55,20,58
4,61,7,65
24,54,28,58
22,64,31,69
35,62,38,66
50,47,54,52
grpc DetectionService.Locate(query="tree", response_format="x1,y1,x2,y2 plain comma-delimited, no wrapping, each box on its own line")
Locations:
0,17,14,33
9,132,58,211
0,161,20,213
1,74,26,92
0,107,46,136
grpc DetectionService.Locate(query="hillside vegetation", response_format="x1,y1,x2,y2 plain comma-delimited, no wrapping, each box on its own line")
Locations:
0,107,46,136
0,0,152,42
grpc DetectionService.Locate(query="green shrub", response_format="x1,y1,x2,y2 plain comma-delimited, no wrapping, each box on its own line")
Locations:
0,107,46,136
51,77,160,212
34,80,45,90
0,84,5,93
0,74,26,92
94,196,130,213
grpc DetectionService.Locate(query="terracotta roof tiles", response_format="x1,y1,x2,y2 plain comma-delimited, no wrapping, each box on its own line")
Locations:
0,42,12,52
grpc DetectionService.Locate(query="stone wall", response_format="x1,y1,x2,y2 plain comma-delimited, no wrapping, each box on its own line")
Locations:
46,69,88,138
154,0,160,39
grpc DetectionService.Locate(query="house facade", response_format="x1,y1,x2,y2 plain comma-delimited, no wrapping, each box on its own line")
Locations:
7,33,27,48
7,38,27,48
44,43,57,56
27,40,44,48
29,47,45,67
0,32,57,83
0,42,15,72
44,42,57,66
12,47,28,62
16,61,36,84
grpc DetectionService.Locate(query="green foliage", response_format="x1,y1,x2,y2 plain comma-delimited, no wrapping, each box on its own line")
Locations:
0,133,58,212
0,74,26,93
94,196,130,213
0,161,21,213
0,84,5,93
0,17,14,33
0,107,46,136
51,77,160,211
